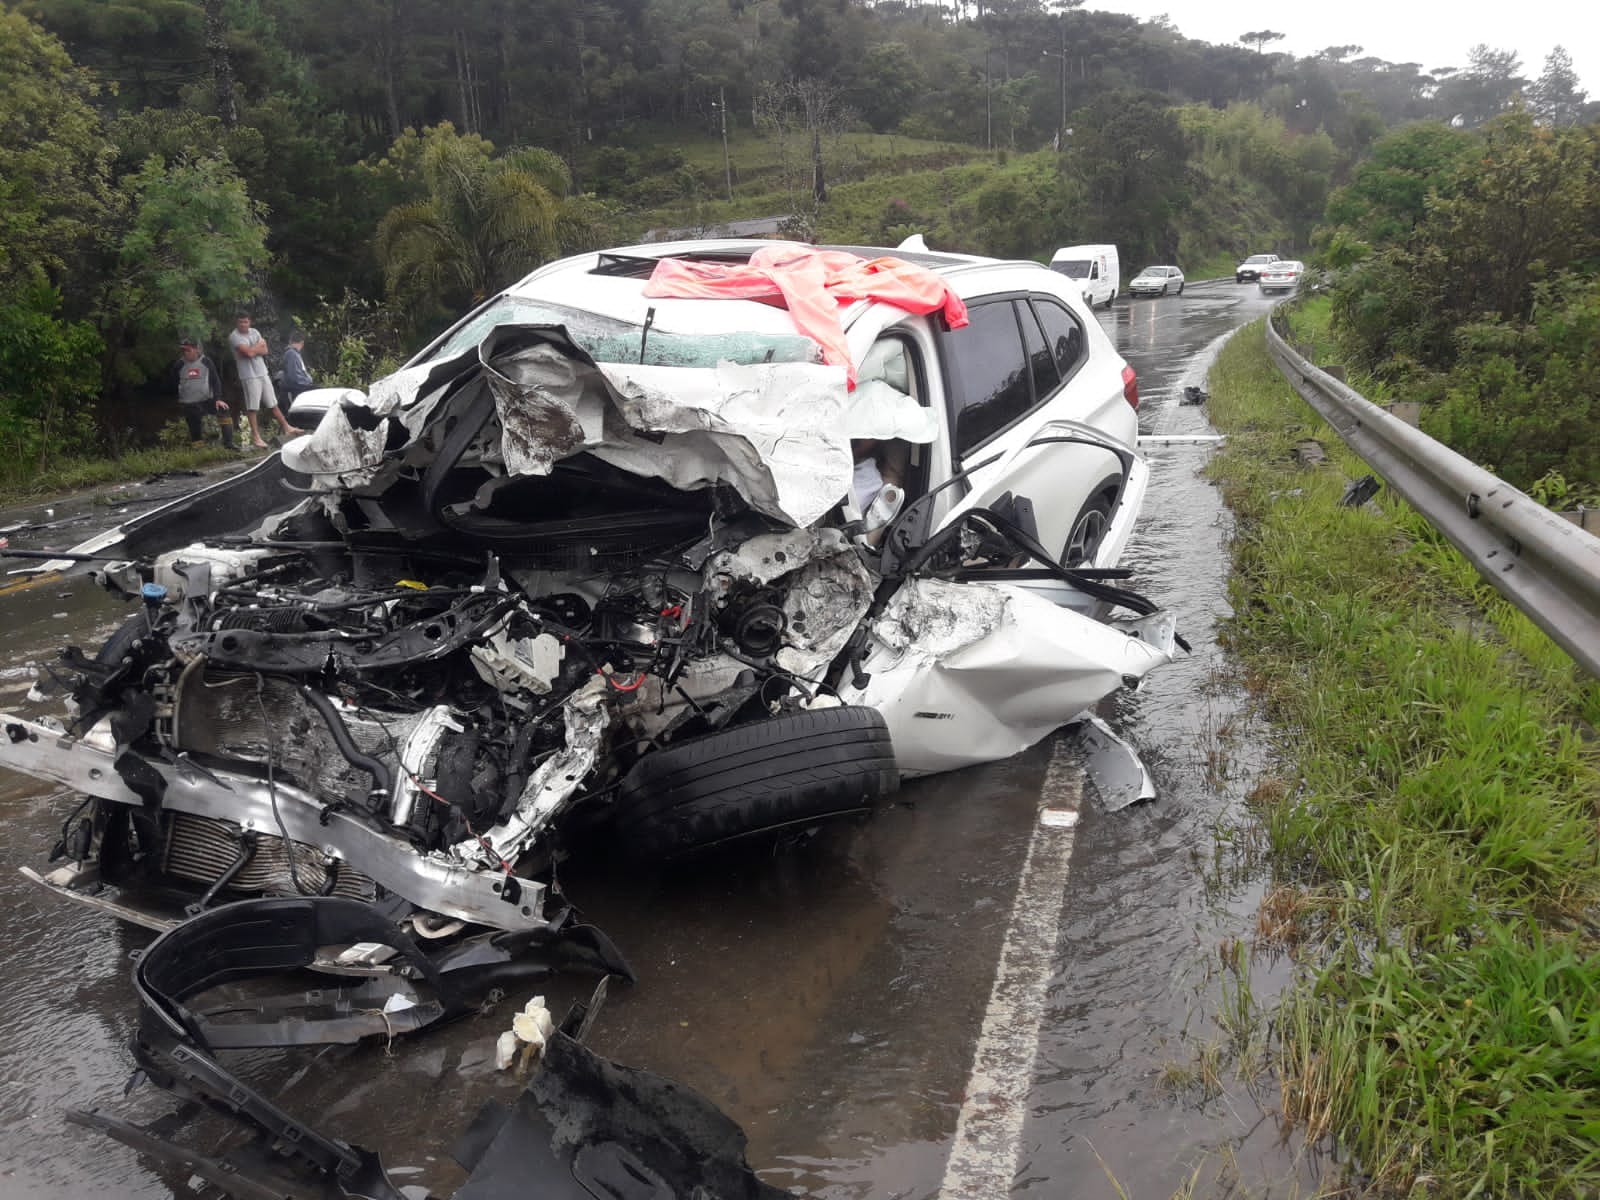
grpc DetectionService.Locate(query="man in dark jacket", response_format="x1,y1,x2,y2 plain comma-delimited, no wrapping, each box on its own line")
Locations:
281,333,315,405
174,338,237,449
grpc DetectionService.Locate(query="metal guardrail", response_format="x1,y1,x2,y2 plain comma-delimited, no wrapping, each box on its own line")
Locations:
1264,312,1600,676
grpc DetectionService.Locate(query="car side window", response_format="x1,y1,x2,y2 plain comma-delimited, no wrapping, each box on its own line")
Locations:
943,300,1032,457
1019,302,1059,400
1032,297,1086,382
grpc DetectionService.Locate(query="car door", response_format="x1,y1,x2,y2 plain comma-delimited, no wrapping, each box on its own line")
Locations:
928,294,1130,561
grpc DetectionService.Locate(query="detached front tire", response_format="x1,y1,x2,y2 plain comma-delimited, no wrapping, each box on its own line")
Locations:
613,707,898,858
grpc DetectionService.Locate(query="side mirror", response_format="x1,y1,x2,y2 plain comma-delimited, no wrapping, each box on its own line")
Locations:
285,386,366,429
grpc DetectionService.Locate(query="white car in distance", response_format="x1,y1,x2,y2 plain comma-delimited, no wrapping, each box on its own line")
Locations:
1128,265,1186,297
1258,259,1305,293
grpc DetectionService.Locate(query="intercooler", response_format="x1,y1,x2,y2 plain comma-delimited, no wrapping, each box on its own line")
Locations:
162,812,377,902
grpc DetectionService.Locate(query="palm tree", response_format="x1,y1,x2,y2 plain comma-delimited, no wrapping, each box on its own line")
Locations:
376,134,585,315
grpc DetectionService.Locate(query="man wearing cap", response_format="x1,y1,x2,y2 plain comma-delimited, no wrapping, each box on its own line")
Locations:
174,338,237,450
228,312,303,449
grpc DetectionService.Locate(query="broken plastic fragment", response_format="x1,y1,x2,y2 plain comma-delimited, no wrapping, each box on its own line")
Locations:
494,1030,519,1071
511,996,555,1049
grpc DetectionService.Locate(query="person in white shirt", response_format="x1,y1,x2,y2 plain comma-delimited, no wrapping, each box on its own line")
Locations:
228,312,303,449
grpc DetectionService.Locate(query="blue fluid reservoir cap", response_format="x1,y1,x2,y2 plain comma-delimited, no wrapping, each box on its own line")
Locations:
141,582,168,605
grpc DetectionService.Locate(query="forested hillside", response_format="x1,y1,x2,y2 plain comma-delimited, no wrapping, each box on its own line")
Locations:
1,0,1589,485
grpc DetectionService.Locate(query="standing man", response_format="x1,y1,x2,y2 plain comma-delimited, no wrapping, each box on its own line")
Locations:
281,332,315,407
174,338,236,450
228,312,303,448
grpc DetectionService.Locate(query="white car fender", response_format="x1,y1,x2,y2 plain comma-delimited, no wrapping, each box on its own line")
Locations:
835,578,1175,776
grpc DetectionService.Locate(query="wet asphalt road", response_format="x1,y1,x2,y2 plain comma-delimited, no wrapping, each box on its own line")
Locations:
0,281,1304,1199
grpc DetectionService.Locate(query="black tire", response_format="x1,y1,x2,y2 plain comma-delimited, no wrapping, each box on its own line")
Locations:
1177,281,1185,295
614,707,898,858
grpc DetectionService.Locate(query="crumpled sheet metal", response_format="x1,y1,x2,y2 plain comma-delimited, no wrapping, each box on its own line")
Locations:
843,578,1177,776
461,679,609,867
483,341,601,475
587,358,854,527
287,322,937,530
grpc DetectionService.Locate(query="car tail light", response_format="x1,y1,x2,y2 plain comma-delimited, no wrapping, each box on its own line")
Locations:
1121,364,1139,410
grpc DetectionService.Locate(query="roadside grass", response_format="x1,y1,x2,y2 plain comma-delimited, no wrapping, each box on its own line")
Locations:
1205,319,1600,1197
0,435,258,509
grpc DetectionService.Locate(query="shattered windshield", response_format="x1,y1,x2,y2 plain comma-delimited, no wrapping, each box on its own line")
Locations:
418,298,822,368
1050,260,1091,278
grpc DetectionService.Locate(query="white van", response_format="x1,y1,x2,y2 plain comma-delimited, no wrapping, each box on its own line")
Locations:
1049,244,1120,308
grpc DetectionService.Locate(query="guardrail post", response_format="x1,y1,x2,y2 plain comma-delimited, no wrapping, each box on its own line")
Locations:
1561,508,1600,534
1383,402,1421,428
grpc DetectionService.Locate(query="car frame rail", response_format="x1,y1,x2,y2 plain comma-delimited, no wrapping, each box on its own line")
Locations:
1265,310,1600,677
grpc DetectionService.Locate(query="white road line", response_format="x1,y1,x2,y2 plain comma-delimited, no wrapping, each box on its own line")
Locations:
937,737,1082,1200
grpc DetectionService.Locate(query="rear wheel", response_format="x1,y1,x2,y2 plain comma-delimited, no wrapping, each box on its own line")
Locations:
612,707,898,858
1063,489,1116,567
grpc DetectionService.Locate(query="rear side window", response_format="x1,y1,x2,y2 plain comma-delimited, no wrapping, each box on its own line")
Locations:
1019,303,1059,399
1031,297,1087,381
943,300,1033,456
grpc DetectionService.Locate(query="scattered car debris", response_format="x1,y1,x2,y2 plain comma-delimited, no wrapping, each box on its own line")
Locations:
1180,385,1208,405
495,994,556,1071
66,895,782,1200
1340,474,1382,508
1291,439,1328,467
1068,714,1157,811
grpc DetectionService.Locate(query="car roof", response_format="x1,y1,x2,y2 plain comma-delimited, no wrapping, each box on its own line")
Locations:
504,239,1060,334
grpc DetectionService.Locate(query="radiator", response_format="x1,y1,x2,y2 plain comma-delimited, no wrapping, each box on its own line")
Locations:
162,812,377,902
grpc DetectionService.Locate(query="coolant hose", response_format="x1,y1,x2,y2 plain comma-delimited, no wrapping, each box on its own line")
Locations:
298,686,393,803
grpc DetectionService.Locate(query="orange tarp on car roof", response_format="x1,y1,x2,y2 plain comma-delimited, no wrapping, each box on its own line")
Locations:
642,244,970,387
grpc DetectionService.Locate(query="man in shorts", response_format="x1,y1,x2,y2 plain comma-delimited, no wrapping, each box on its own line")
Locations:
228,312,303,448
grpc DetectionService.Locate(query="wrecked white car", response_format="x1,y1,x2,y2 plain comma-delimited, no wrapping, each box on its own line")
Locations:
2,240,1177,947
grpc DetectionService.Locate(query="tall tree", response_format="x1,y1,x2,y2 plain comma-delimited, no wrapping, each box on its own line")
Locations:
1530,46,1585,128
375,125,587,318
1239,30,1284,54
0,7,110,292
1437,43,1524,126
200,0,238,127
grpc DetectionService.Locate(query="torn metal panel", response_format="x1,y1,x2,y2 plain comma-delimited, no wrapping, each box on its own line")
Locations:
1067,713,1157,811
590,358,854,527
466,681,609,867
840,581,1176,776
482,339,606,475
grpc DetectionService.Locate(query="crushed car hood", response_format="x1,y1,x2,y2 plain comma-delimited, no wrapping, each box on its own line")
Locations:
285,323,938,529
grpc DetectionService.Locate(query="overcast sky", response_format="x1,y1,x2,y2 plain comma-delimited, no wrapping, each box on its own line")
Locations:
1086,1,1598,93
